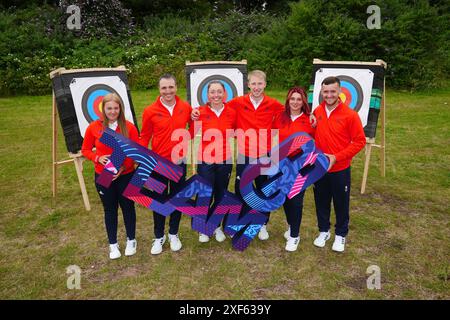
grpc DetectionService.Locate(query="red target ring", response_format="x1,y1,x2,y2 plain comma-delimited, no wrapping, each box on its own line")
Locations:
319,75,363,112
81,84,122,123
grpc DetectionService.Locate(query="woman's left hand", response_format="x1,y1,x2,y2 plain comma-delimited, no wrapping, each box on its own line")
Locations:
112,166,125,181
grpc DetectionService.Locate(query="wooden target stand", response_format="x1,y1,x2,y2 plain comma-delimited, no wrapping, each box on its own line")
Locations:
360,59,387,194
51,90,91,211
49,67,105,211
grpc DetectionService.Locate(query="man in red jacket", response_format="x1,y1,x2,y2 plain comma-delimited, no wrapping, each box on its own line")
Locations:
227,70,285,241
140,73,192,255
312,76,366,252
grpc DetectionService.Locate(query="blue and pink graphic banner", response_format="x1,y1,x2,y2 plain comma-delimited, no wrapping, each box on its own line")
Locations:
97,129,329,251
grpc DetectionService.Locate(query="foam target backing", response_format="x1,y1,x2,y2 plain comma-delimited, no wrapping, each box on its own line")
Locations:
51,69,138,153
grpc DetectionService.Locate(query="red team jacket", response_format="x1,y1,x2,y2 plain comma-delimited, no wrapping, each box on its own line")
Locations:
313,100,366,172
190,103,237,163
273,112,316,143
140,96,192,163
81,120,139,174
227,94,284,158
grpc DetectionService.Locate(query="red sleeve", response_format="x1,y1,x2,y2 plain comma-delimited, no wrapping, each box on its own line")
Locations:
309,126,316,139
334,113,366,162
139,108,153,147
227,97,239,110
274,99,285,117
81,123,98,163
272,112,285,129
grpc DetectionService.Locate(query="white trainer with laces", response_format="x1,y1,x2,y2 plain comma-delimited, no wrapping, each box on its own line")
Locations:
332,235,346,252
125,238,137,256
258,225,269,240
214,227,226,242
285,236,300,252
109,243,121,260
199,233,210,243
313,231,331,248
168,233,182,251
151,235,166,255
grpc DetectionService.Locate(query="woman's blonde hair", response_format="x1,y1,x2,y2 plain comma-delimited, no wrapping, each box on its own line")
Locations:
101,93,129,138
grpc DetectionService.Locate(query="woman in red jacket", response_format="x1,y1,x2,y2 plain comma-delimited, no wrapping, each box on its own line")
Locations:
273,86,315,252
81,93,139,260
190,81,237,243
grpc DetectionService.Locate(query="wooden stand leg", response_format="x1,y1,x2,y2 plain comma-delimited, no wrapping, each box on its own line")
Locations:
380,78,386,177
191,139,196,175
52,92,58,197
73,157,91,211
361,143,373,194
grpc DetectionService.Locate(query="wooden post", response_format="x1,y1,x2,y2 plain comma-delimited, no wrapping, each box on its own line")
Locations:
191,139,196,175
52,91,58,197
380,77,386,177
71,153,91,211
361,138,375,194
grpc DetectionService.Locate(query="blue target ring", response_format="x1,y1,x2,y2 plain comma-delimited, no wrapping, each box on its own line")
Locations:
319,75,363,112
81,84,121,123
197,75,238,106
340,80,358,109
86,89,110,120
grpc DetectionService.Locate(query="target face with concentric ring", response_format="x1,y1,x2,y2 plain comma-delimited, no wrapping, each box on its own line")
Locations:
197,75,238,106
81,84,123,123
319,75,364,112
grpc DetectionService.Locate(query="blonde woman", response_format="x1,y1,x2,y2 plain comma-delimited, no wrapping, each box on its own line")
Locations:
82,93,139,260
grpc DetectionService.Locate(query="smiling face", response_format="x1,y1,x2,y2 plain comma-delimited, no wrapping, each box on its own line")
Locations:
159,78,177,105
289,92,304,115
103,100,121,122
248,75,266,99
207,82,225,108
321,82,341,107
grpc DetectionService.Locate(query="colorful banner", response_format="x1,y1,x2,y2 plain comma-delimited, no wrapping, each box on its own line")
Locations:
97,129,329,251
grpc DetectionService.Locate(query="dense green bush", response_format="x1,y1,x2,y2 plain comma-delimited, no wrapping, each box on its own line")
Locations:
245,0,450,90
0,1,448,95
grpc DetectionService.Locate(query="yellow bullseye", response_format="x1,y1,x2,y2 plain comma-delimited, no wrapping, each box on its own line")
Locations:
339,93,346,102
99,100,103,113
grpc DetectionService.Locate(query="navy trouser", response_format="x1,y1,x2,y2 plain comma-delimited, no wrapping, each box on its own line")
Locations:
235,154,270,224
313,167,351,237
197,162,232,206
283,190,305,238
95,172,136,244
153,163,186,238
196,161,232,228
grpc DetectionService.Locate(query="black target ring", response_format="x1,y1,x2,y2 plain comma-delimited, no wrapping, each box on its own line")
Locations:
81,84,123,123
197,75,238,106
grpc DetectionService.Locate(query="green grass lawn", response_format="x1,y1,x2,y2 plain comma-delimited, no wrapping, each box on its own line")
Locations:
0,87,449,299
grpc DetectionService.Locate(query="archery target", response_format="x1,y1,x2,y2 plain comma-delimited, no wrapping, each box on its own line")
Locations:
312,68,374,127
69,76,135,137
189,68,244,108
197,75,238,106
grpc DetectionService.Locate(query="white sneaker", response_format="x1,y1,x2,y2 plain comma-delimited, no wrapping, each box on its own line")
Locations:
125,238,137,256
214,227,226,242
168,233,182,252
199,233,210,243
151,235,166,255
332,235,346,252
109,243,121,259
258,225,269,240
284,226,291,240
285,236,300,252
313,231,331,248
